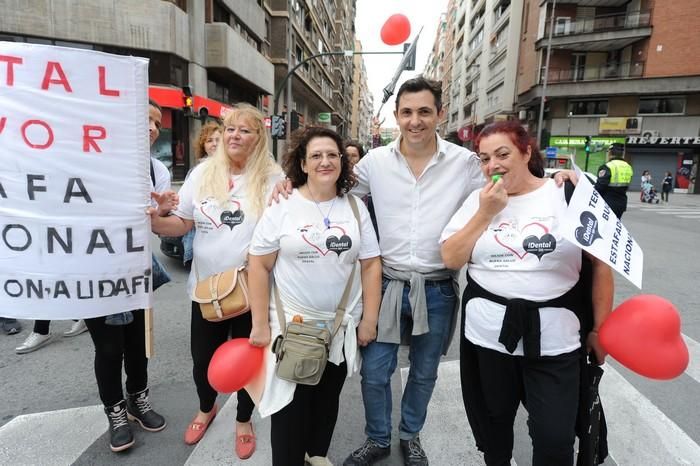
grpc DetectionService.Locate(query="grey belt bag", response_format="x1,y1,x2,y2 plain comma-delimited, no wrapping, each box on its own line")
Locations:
271,195,360,386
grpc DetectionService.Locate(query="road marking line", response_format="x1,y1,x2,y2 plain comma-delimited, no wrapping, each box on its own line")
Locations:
656,211,700,215
401,361,514,465
682,334,700,384
0,405,105,466
601,363,700,465
677,215,700,219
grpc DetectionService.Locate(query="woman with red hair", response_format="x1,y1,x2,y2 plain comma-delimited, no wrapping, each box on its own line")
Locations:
440,121,613,466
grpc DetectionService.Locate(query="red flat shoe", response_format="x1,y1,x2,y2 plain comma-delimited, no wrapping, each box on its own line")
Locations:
235,422,256,460
184,404,218,445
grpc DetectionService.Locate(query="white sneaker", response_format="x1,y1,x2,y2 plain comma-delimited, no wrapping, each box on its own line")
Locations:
15,332,55,354
63,320,88,337
305,453,333,466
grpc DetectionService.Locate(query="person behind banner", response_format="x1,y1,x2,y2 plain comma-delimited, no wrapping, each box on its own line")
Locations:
247,127,381,466
181,122,223,267
150,103,282,460
440,121,614,466
83,99,171,453
593,143,633,219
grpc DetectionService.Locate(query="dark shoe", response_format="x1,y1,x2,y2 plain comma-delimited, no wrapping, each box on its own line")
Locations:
400,437,428,466
105,400,135,452
1,318,21,335
343,438,391,466
126,388,166,432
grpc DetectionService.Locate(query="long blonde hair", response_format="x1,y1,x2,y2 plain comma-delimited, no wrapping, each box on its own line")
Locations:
196,103,280,217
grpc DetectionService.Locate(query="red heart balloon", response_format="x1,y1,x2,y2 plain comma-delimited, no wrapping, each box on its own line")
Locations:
208,338,265,393
380,14,411,46
599,294,688,380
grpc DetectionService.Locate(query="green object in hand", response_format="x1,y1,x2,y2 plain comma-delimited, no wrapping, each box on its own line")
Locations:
491,174,502,182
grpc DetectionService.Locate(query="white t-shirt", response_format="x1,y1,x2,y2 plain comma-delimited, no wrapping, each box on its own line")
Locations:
151,157,171,196
174,162,280,295
352,134,484,272
249,189,380,417
440,179,582,356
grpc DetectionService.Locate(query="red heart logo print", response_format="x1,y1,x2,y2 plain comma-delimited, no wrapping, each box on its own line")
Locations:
301,224,347,256
200,200,243,229
493,221,548,260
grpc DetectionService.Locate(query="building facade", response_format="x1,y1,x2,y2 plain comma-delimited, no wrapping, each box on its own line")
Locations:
434,0,521,145
518,0,700,193
350,40,372,149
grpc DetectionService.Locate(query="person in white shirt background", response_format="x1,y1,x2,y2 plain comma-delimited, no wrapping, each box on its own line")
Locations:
150,103,282,461
248,126,381,466
440,120,613,466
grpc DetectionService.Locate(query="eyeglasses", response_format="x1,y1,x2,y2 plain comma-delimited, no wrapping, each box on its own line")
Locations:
306,151,342,162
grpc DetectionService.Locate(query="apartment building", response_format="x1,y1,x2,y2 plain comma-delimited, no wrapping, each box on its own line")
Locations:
350,40,373,149
437,0,522,145
518,0,700,193
266,0,357,155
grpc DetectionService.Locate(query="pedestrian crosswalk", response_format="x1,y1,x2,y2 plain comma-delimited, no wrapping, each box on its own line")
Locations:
628,204,700,220
1,334,699,465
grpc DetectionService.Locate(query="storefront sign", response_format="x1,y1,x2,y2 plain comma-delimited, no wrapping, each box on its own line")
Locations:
599,117,642,135
626,136,700,146
0,42,152,319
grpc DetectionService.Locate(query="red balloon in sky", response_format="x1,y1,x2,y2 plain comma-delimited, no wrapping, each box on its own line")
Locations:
208,338,265,393
380,14,411,46
599,294,688,380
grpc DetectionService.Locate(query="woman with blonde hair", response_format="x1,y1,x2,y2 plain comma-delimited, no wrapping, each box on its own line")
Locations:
151,103,282,460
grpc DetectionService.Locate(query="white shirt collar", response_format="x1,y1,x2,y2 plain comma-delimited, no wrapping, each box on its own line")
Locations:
390,132,447,160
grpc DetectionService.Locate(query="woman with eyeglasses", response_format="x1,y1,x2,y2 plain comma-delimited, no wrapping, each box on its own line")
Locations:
150,103,282,460
248,127,382,466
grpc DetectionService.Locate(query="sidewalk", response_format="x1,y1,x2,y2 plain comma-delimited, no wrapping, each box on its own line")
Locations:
626,191,700,209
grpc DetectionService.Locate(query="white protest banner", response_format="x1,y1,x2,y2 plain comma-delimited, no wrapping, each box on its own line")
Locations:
0,42,152,319
561,167,643,288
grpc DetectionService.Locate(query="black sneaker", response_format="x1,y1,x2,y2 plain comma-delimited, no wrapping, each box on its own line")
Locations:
1,318,21,335
104,400,134,452
400,437,428,466
343,438,391,466
126,388,166,432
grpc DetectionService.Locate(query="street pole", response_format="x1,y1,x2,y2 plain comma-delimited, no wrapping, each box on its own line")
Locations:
567,111,572,159
272,50,404,159
285,15,293,151
536,0,557,150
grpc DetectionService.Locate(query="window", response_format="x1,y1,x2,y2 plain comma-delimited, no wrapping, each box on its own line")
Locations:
568,100,608,116
469,28,484,51
495,0,510,21
638,97,685,115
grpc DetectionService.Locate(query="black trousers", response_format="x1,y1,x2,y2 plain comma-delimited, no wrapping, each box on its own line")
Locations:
85,310,148,407
34,320,50,335
190,302,254,421
470,344,580,466
271,360,347,466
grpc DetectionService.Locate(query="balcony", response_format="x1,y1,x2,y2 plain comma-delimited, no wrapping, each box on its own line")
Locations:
205,23,274,94
537,10,652,51
540,60,645,84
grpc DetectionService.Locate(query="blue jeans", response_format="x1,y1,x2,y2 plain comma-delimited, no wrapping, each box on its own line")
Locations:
360,278,456,446
182,229,194,265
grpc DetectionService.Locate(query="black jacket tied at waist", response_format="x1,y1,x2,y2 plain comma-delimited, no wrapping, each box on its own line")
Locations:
463,271,588,358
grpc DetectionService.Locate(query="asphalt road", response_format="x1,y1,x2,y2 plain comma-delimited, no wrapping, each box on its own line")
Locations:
1,192,699,465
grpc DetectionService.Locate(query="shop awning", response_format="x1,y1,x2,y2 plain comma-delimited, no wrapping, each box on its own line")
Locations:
148,85,232,118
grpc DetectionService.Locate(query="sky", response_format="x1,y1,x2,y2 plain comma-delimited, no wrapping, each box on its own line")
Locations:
354,0,449,127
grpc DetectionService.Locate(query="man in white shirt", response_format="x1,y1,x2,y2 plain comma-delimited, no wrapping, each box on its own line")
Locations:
343,77,484,466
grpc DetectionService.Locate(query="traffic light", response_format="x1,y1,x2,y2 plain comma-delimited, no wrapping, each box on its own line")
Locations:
584,136,592,154
271,115,286,138
182,86,194,117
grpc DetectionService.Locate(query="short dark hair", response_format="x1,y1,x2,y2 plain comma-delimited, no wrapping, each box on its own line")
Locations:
344,140,365,158
609,142,624,157
395,76,443,112
148,99,162,112
283,127,356,196
475,120,544,178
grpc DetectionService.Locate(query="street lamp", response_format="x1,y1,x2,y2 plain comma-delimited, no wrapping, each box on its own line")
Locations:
567,110,573,159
